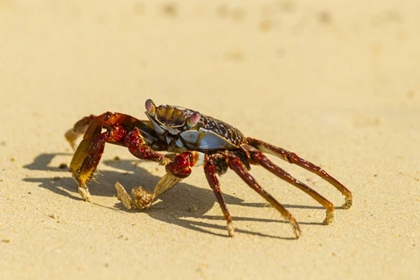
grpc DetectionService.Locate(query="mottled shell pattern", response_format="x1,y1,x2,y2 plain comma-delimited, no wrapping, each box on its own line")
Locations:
145,99,245,151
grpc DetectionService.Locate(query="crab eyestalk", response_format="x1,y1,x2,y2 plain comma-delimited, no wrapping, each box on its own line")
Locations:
186,111,201,128
145,99,156,116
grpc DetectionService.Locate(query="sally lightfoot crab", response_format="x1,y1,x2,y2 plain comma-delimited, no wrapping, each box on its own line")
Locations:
65,99,352,238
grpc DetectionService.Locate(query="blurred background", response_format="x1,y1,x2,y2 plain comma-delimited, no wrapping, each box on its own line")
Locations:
2,0,418,113
2,0,418,172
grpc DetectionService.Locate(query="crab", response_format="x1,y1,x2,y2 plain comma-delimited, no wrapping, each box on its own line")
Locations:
65,99,352,238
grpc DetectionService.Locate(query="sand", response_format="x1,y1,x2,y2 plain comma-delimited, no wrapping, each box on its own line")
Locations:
1,1,419,279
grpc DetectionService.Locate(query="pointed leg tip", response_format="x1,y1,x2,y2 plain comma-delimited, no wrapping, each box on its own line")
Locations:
323,210,335,225
342,198,352,209
227,222,235,237
291,220,301,239
294,228,301,239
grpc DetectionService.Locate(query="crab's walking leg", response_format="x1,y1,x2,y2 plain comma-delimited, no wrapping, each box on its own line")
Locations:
228,153,301,239
69,112,169,202
247,138,352,209
244,145,334,224
165,152,235,237
204,163,235,237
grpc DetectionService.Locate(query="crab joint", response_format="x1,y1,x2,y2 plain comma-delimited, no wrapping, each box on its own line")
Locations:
166,151,204,178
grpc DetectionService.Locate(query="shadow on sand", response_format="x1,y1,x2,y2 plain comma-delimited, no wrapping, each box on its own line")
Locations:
23,153,329,239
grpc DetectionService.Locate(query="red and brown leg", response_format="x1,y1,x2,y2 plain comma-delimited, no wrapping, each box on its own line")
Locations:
228,152,301,239
67,112,169,202
204,162,235,237
243,144,334,224
247,137,352,209
165,151,235,237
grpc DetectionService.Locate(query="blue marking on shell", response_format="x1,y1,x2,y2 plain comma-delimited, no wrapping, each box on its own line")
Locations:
180,130,238,150
175,138,184,148
180,130,199,143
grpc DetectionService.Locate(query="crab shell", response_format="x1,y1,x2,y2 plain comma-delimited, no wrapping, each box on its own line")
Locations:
145,99,245,152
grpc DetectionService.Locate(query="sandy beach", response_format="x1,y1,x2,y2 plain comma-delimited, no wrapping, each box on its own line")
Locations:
1,1,419,279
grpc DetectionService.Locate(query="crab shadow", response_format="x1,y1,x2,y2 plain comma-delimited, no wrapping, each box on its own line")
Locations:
23,153,328,239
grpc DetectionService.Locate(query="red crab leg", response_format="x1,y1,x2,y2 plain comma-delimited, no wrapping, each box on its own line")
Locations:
247,137,352,209
243,144,334,224
204,163,235,237
69,112,168,201
228,153,301,239
166,152,235,237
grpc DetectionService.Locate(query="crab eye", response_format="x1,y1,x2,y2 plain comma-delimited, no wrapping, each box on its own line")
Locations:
187,111,201,128
145,99,156,116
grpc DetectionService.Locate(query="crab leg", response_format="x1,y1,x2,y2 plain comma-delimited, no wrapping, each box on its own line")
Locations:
228,153,301,239
166,152,235,237
68,112,169,202
244,144,334,224
247,137,352,209
204,163,235,237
